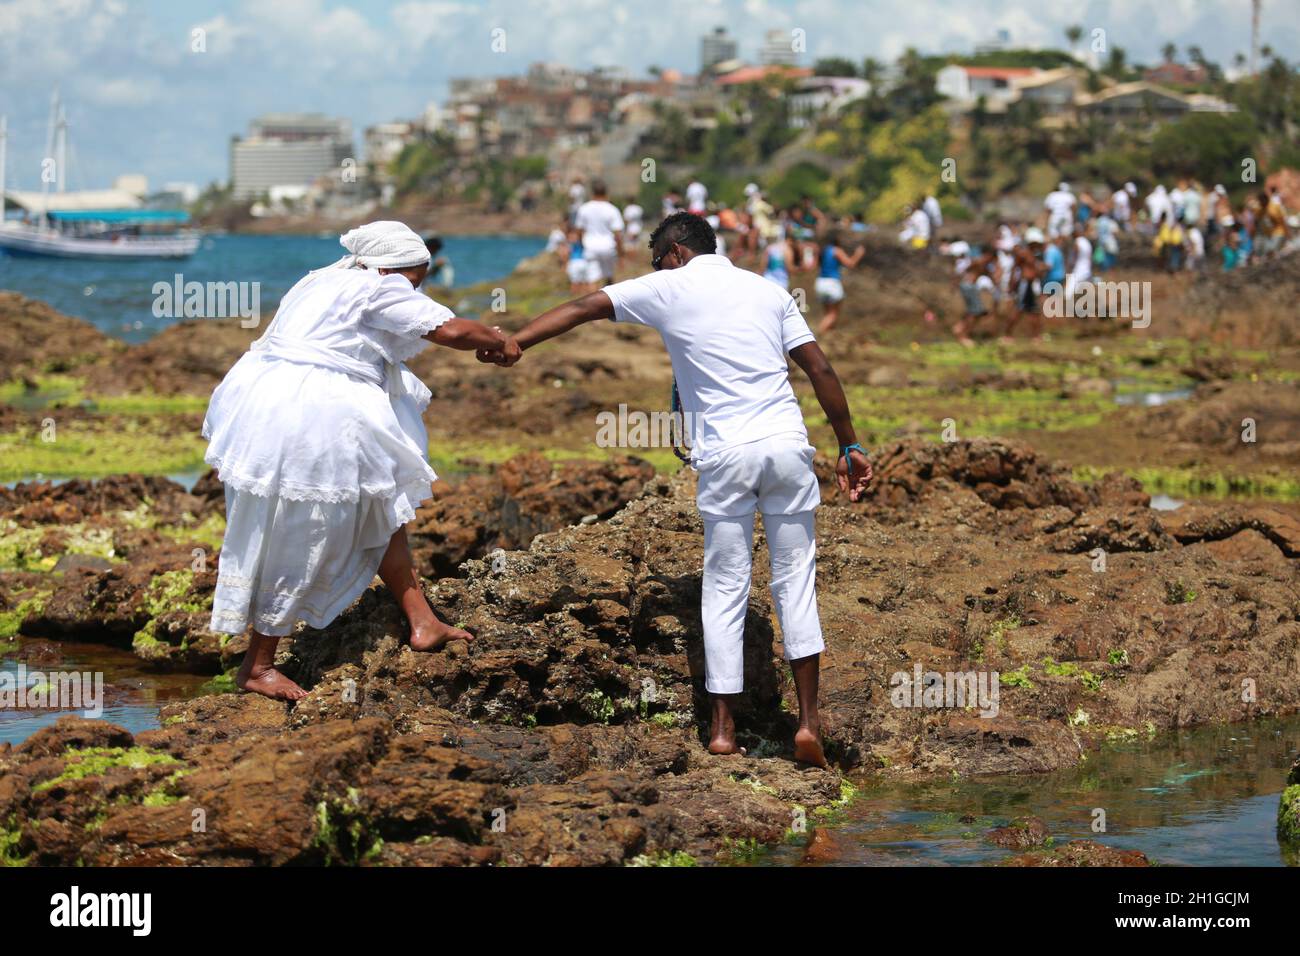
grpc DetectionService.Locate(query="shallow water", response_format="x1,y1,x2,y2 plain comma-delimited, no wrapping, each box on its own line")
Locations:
765,717,1300,867
0,232,545,343
0,640,211,747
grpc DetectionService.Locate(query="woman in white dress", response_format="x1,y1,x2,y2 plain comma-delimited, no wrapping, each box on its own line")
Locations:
203,221,519,701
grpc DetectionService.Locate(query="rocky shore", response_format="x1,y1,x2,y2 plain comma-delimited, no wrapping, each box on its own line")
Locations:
2,435,1298,865
2,244,1299,866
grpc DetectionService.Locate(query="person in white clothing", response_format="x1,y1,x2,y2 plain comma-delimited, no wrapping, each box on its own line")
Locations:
1111,185,1132,230
479,212,873,767
685,179,708,214
1146,185,1173,232
1044,183,1076,238
621,199,644,255
1067,226,1093,298
202,221,515,701
573,180,624,286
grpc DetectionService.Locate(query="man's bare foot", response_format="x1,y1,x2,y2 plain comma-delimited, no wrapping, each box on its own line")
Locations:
794,727,828,768
237,666,307,702
410,619,473,652
707,736,747,756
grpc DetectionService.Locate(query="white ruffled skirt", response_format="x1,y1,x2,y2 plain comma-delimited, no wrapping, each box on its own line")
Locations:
203,352,436,636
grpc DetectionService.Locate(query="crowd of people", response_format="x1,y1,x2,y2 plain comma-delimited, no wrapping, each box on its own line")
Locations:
546,175,870,335
929,178,1296,346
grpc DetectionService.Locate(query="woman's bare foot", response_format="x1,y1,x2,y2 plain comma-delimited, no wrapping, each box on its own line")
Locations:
409,619,473,652
236,664,307,702
793,727,828,768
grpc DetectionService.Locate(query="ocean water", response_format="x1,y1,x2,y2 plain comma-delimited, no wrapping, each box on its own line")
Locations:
0,232,545,342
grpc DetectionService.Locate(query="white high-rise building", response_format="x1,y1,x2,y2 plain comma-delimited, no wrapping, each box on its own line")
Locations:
229,113,354,200
759,29,797,66
701,27,738,73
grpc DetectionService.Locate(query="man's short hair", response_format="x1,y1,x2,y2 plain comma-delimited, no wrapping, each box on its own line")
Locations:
648,211,716,257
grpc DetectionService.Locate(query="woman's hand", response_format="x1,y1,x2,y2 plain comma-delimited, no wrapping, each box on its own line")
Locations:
476,335,522,367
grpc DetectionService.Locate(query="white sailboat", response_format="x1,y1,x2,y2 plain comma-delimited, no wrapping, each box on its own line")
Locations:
0,92,200,260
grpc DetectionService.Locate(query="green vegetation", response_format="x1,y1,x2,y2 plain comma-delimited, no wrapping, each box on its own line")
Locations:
627,850,697,867
1164,580,1198,605
33,746,180,793
1,817,28,867
0,418,207,482
0,592,51,649
312,791,384,865
1279,785,1300,846
581,689,616,725
132,570,210,655
1001,665,1034,689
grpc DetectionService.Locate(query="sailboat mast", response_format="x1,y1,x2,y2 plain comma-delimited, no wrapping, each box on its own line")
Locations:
0,115,7,223
56,103,67,195
41,89,58,223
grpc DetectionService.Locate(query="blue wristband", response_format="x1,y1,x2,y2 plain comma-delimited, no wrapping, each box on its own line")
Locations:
839,442,866,479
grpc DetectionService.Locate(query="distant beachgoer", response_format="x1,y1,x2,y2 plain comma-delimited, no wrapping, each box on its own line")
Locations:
1154,214,1186,273
568,177,587,224
1002,235,1044,342
1145,185,1173,234
923,194,943,233
1066,226,1093,298
1111,183,1134,231
814,232,866,334
622,199,644,254
900,204,931,249
686,179,708,214
573,180,625,287
421,235,454,289
1044,183,1075,238
566,230,589,292
546,219,568,260
1095,212,1119,272
1186,222,1205,272
203,221,514,701
1222,229,1240,271
762,236,792,288
953,252,996,347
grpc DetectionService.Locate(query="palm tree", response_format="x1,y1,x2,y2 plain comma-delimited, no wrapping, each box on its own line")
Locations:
1065,24,1084,53
1161,43,1177,64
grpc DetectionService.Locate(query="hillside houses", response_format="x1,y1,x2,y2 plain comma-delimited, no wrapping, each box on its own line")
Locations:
936,63,1235,128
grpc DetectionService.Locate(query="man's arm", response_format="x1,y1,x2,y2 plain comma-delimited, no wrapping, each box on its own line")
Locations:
484,291,615,365
789,341,872,501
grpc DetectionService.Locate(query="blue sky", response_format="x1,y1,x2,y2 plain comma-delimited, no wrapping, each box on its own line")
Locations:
0,0,1294,189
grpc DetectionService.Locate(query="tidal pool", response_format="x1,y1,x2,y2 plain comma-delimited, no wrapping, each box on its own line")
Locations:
765,717,1300,867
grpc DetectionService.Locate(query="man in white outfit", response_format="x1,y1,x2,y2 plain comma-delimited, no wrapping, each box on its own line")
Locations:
573,180,624,286
1044,183,1076,238
483,212,873,767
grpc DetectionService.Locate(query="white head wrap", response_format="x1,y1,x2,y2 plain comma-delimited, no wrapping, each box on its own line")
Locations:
329,220,431,270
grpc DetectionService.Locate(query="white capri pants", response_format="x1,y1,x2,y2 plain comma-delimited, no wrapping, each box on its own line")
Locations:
696,437,824,694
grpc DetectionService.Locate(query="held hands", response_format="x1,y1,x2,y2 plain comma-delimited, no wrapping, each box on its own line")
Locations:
836,447,873,502
475,327,523,367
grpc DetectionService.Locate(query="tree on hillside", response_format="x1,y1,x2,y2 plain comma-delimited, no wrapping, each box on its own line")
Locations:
814,57,858,77
1150,112,1258,185
1104,45,1130,79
